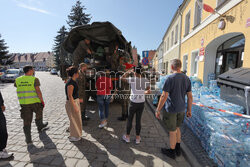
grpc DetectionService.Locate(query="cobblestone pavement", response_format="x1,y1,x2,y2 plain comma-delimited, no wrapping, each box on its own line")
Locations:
0,72,190,167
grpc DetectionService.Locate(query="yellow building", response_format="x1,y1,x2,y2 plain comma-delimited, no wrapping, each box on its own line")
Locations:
180,0,250,85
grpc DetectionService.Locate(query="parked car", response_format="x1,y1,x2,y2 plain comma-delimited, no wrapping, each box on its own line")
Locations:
1,69,24,82
0,68,7,78
50,68,58,75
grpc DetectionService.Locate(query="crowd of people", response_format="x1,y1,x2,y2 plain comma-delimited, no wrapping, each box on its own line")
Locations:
0,58,193,161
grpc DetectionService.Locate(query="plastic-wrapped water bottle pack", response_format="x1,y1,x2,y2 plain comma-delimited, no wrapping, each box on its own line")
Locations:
185,78,249,167
156,76,249,166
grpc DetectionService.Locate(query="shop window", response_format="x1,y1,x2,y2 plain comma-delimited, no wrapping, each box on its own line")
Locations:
175,25,178,44
194,0,202,27
183,55,188,74
191,52,199,76
185,12,191,36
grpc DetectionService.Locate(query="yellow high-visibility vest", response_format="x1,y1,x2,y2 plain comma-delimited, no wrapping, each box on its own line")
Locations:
15,76,41,104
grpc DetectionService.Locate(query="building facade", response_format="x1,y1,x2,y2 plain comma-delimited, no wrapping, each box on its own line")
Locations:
180,0,250,85
132,46,138,66
10,52,54,70
162,8,182,74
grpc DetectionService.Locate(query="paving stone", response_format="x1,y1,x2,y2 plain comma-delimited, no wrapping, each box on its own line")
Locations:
50,156,65,166
14,161,27,167
65,158,78,167
1,73,193,167
65,150,77,158
76,159,89,167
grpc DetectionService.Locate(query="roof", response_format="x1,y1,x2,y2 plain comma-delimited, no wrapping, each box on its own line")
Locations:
63,21,130,53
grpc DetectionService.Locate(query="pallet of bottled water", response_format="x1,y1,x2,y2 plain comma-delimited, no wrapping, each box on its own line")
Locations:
185,78,250,167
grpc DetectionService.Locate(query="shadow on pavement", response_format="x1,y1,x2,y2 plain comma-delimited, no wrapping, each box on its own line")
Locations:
82,101,156,166
27,131,66,167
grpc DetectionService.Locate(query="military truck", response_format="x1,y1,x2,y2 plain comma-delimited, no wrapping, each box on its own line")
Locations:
60,21,133,101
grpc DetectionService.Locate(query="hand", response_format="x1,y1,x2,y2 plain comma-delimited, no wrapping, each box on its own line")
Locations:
155,111,161,119
186,111,192,118
79,99,83,103
1,105,5,112
41,101,45,108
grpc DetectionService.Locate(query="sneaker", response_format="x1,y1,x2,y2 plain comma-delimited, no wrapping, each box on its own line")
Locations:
175,143,181,156
98,122,107,128
68,136,81,142
135,137,141,145
122,135,130,143
0,150,14,159
161,148,176,159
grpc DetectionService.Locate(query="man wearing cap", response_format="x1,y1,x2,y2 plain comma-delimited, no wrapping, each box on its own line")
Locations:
14,66,48,144
77,63,90,125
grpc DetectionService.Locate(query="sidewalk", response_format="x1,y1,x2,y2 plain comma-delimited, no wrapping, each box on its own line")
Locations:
0,72,191,167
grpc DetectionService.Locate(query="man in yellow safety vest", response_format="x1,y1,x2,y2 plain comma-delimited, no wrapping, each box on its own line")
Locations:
14,66,48,144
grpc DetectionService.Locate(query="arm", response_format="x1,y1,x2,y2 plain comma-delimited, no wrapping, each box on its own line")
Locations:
35,86,44,103
120,70,133,83
155,91,169,119
186,92,193,117
67,85,79,112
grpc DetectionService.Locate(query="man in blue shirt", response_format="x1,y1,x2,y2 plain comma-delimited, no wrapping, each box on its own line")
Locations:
156,59,193,159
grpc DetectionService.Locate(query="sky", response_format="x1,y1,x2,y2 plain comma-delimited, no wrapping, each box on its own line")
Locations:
0,0,183,55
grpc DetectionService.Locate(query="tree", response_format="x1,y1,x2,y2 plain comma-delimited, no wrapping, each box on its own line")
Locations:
52,26,68,70
67,0,91,29
0,34,13,65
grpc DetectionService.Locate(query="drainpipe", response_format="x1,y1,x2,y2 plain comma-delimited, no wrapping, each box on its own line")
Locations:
178,9,183,60
245,86,250,115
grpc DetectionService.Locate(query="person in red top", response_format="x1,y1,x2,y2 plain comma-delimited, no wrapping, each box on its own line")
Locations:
96,69,113,128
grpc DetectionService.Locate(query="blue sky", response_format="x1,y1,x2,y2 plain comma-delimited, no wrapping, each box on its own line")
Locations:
0,0,183,55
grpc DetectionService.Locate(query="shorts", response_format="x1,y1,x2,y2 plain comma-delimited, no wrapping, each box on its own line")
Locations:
163,112,185,132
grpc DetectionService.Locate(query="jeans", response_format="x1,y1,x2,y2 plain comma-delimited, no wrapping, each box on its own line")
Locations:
0,111,8,151
126,101,144,136
97,95,111,121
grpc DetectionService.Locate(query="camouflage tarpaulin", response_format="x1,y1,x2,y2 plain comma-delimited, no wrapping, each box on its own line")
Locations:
63,21,129,53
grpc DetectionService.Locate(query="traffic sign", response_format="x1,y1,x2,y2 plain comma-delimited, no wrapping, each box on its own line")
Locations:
142,57,149,65
142,51,149,58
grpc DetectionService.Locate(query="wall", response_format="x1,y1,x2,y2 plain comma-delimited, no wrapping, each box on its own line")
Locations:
180,0,250,83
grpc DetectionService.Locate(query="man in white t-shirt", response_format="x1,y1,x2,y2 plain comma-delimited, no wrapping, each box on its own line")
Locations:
121,66,151,144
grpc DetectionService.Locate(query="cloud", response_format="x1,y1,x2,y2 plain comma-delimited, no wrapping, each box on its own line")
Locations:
15,1,53,15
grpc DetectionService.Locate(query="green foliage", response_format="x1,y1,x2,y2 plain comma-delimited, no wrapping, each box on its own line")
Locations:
67,0,91,29
0,34,13,65
52,26,68,70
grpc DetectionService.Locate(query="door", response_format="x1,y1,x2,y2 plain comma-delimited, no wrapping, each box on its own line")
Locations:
223,52,239,73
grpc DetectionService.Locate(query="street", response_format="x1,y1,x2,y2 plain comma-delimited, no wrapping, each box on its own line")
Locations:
0,72,190,167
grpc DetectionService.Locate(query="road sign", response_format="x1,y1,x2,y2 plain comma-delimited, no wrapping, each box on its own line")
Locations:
142,57,149,66
142,51,149,58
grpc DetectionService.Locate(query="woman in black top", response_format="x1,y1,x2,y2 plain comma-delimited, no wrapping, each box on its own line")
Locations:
65,66,82,142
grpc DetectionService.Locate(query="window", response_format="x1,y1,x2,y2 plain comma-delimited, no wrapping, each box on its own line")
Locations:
217,0,226,7
166,61,169,74
167,37,169,50
175,25,178,44
183,55,188,73
191,51,199,76
171,31,174,47
194,0,202,27
185,12,191,36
